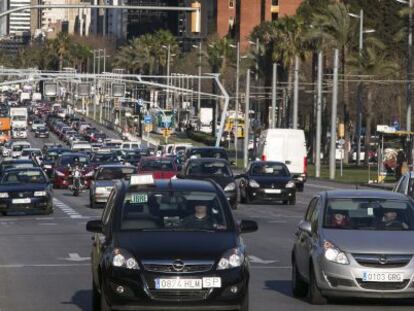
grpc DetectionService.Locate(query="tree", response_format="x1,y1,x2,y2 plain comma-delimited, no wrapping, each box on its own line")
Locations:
206,36,235,86
52,32,72,71
347,47,399,165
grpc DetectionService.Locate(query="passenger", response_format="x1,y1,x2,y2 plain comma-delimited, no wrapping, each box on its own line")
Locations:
330,212,349,228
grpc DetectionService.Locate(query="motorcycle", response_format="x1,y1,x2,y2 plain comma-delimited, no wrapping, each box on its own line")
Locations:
69,165,83,196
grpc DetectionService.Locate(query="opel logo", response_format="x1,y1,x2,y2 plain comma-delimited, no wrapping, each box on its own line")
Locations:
172,260,185,272
379,255,388,265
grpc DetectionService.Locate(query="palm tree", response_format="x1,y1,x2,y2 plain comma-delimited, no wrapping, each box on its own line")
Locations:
347,47,399,165
308,3,356,162
206,36,235,85
53,32,72,71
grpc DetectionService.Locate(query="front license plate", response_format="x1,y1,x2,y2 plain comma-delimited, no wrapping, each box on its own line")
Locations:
264,189,282,194
362,272,404,282
12,198,31,204
155,278,202,290
202,277,221,288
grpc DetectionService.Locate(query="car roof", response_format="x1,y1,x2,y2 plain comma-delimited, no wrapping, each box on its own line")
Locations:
189,146,225,151
122,178,218,193
325,190,408,200
97,164,135,169
141,156,173,161
187,158,230,164
60,152,89,157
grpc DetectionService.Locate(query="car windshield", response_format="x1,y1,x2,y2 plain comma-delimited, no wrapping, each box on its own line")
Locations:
141,160,174,171
187,161,231,177
22,150,41,157
324,198,414,231
60,156,89,166
12,116,26,121
190,150,227,160
121,191,228,231
96,167,135,180
250,163,290,177
92,153,117,163
1,169,46,184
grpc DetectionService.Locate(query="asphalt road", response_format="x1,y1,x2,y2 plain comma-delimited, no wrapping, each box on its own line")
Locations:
0,128,412,311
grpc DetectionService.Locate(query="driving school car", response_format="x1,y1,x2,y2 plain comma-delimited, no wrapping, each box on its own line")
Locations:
87,174,258,311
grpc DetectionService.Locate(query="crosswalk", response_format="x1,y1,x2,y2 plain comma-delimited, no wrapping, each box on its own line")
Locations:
53,199,84,219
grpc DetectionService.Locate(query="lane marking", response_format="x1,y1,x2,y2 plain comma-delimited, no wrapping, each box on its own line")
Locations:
248,255,278,264
305,183,336,190
53,199,84,219
38,223,57,226
60,253,90,262
0,263,90,268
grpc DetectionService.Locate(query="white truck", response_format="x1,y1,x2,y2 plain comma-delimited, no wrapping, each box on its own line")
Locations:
10,107,28,139
200,107,213,133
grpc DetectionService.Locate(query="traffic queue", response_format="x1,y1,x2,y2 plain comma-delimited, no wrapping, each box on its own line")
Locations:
3,98,414,310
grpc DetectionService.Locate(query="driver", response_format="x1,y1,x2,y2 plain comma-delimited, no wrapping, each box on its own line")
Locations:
382,210,408,229
182,204,215,230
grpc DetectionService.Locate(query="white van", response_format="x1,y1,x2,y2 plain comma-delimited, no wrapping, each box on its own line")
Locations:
257,129,307,190
121,141,141,150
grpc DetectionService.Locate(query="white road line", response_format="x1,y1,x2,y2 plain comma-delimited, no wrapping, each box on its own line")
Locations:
0,263,90,268
38,223,57,226
53,199,83,219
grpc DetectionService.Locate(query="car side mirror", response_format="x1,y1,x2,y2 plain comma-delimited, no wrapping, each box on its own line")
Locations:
86,220,103,233
298,220,312,234
240,220,258,234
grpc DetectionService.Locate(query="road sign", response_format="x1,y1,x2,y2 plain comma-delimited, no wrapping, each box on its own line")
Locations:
144,124,153,133
77,83,91,97
138,98,144,106
144,115,152,124
43,82,58,97
162,128,172,138
338,139,345,146
111,83,126,97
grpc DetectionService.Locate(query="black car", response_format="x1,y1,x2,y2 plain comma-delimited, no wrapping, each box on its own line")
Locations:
237,161,296,205
0,167,53,215
86,176,257,311
0,158,38,176
185,147,229,161
34,126,49,138
41,147,71,177
179,158,238,209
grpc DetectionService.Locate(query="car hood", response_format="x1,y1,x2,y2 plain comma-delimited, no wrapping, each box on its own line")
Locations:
323,229,414,254
249,175,292,187
0,183,48,192
186,174,234,189
116,231,236,260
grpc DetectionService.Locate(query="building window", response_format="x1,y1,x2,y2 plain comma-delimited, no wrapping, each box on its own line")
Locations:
272,0,278,5
229,0,235,9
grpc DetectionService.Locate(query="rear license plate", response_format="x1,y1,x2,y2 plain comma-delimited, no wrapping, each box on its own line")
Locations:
12,198,31,204
264,189,282,194
155,278,202,290
362,272,404,282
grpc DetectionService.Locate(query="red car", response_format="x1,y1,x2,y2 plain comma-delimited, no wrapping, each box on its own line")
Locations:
137,156,178,179
53,153,93,189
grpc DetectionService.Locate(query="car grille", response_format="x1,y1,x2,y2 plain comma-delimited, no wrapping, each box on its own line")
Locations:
356,279,409,290
149,289,210,301
9,192,33,198
353,254,412,268
143,260,213,273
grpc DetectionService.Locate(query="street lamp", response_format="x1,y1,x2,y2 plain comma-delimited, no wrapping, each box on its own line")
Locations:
348,9,376,166
192,42,203,121
394,0,413,133
162,44,171,108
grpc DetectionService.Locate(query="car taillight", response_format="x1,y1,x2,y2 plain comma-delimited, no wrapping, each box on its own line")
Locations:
261,154,266,161
304,157,307,174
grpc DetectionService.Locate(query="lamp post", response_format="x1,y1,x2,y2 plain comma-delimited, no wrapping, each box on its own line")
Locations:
162,44,171,108
349,10,376,165
192,42,203,121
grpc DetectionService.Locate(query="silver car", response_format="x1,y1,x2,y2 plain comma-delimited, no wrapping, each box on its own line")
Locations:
292,190,414,304
89,165,137,209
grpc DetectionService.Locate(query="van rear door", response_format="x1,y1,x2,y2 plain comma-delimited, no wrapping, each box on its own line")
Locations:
285,131,306,175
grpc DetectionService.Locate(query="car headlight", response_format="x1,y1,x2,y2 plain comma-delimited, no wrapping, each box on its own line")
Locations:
34,191,47,197
111,248,139,270
55,170,65,177
95,187,110,194
224,182,236,192
0,192,8,198
217,247,245,270
84,170,94,177
323,240,349,265
43,164,52,169
249,179,260,188
286,181,296,188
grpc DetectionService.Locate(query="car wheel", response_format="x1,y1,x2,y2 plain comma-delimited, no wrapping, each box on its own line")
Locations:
291,258,308,298
308,265,327,305
240,189,247,204
100,285,112,311
92,281,101,311
282,200,288,205
240,289,249,311
289,196,296,205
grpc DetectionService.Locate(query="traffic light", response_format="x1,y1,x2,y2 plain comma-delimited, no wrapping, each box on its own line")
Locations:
134,101,141,115
191,1,201,33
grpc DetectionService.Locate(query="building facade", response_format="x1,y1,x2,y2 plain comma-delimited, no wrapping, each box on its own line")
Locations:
8,0,32,34
0,0,8,36
217,0,302,51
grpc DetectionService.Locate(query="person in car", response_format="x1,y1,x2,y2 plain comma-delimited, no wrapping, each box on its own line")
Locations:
330,211,350,228
382,210,408,230
182,204,215,230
